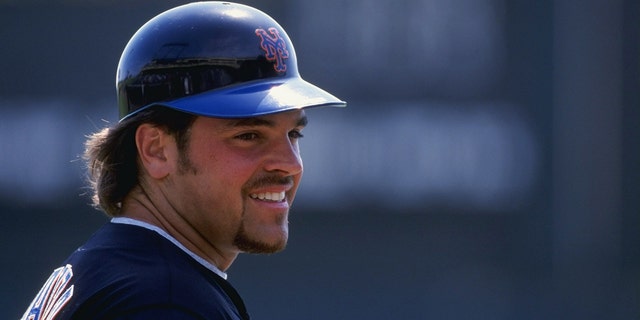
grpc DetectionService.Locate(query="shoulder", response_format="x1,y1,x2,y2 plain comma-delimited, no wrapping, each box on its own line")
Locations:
45,223,237,319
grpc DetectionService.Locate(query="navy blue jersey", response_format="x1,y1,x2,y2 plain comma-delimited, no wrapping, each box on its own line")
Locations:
21,222,250,320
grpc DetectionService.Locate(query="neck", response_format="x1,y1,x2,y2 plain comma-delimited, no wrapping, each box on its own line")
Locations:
120,185,238,272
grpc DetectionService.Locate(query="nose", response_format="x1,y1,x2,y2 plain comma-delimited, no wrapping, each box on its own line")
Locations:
264,136,303,176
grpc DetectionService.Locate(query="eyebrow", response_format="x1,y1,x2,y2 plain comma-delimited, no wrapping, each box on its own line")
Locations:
227,114,308,128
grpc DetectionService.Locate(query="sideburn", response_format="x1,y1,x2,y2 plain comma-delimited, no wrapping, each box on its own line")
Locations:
176,127,198,176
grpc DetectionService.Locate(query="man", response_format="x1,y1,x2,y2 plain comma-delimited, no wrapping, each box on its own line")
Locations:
21,2,345,319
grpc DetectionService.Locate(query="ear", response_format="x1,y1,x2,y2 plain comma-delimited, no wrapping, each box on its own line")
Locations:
135,124,177,179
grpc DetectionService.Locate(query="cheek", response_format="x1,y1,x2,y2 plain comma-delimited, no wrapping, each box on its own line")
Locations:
187,155,253,210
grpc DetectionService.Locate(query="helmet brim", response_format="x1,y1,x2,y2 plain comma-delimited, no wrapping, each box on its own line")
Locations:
123,77,346,121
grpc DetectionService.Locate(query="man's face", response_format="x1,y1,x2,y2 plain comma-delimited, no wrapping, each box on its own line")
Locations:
165,109,307,255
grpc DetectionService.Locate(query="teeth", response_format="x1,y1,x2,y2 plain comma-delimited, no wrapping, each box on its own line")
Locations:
250,192,286,202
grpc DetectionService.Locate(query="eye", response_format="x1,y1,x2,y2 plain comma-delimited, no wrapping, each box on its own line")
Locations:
235,132,260,141
289,129,304,140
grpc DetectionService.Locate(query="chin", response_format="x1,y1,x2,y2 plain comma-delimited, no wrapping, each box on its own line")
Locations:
234,224,288,254
235,236,288,254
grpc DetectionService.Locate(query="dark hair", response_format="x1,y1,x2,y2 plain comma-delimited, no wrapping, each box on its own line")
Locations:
84,107,196,216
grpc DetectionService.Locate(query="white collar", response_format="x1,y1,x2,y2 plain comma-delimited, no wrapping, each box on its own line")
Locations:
110,217,228,280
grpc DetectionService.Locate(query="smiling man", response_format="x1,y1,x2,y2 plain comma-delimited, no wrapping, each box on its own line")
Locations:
21,2,345,320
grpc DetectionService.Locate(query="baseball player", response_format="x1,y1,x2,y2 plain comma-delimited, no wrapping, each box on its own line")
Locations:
20,2,345,319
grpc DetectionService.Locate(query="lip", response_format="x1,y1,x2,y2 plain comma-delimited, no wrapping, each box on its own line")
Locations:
248,195,290,210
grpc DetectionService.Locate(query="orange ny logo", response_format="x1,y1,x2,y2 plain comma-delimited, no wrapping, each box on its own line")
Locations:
255,28,290,73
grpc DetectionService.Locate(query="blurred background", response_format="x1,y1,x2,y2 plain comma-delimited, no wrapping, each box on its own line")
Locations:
1,0,637,319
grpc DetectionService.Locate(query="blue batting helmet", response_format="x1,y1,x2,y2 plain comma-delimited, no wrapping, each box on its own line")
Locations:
116,1,346,121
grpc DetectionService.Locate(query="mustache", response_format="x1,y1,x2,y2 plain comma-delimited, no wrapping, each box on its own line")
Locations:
244,174,294,190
